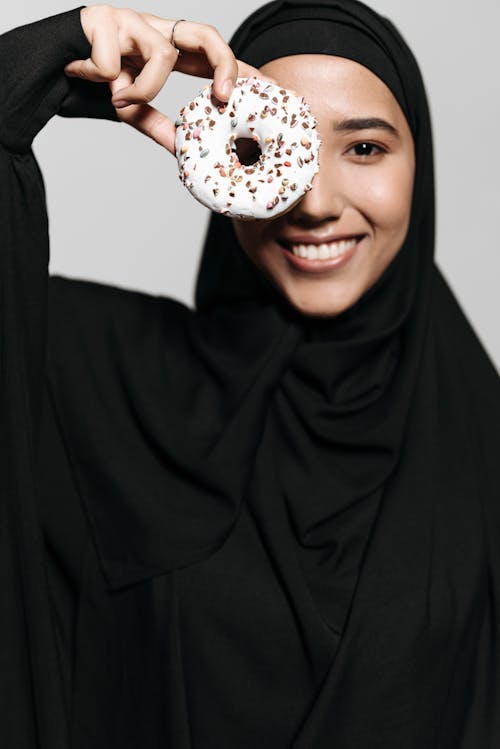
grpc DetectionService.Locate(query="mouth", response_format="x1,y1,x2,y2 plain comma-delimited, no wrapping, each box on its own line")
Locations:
277,234,366,273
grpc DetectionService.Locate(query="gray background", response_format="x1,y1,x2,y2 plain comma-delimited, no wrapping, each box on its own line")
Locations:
3,1,500,371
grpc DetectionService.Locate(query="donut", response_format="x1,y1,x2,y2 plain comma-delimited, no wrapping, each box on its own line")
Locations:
174,76,321,220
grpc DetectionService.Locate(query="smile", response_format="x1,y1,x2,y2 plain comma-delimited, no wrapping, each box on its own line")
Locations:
289,238,358,260
278,235,364,273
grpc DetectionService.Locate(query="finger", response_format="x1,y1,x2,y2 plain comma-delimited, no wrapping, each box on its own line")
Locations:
108,67,135,99
108,67,175,151
135,16,278,93
110,17,177,106
115,101,177,154
64,18,121,81
164,21,238,102
169,51,278,90
236,61,279,85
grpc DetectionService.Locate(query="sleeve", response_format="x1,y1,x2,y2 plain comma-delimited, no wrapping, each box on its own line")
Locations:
0,5,119,154
0,8,120,747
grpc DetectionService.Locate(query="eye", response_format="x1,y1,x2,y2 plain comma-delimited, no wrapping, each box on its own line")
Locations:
347,142,387,159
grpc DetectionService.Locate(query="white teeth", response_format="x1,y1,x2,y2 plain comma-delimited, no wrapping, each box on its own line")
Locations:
290,238,358,260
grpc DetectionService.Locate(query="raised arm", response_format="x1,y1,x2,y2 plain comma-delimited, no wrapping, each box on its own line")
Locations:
0,8,277,743
0,6,120,154
0,7,123,745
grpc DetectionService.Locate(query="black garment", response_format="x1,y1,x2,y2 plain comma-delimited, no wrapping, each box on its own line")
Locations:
1,4,500,749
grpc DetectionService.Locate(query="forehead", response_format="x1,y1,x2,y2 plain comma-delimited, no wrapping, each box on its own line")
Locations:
259,54,403,122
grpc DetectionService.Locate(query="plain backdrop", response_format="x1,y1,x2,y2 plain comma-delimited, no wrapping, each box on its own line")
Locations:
2,1,500,371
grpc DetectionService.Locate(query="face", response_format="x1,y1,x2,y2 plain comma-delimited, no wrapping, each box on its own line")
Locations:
231,55,415,317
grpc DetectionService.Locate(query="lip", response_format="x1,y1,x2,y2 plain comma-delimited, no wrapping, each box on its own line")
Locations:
278,236,364,273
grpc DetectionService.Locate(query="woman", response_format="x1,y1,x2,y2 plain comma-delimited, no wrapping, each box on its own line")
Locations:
1,1,499,747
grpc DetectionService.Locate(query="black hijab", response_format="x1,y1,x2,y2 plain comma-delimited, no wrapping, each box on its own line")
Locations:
44,1,500,743
192,0,435,641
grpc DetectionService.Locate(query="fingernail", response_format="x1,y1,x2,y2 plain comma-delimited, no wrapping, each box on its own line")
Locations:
221,79,233,99
113,100,130,108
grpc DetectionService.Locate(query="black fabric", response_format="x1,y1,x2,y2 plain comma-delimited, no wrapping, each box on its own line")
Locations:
234,17,407,118
1,3,500,748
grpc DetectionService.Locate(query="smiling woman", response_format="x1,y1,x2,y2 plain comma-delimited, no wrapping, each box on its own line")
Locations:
232,54,415,316
1,1,500,748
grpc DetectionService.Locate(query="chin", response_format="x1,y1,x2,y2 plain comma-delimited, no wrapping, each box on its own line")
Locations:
279,285,363,318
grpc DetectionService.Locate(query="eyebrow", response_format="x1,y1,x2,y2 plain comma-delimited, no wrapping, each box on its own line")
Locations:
333,117,400,138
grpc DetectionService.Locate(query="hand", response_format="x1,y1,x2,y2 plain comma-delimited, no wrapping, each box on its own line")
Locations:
64,4,277,154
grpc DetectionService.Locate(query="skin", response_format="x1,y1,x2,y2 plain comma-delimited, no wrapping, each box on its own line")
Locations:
65,5,277,152
232,55,416,317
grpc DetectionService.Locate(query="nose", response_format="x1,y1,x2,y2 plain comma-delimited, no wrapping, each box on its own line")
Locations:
289,154,346,224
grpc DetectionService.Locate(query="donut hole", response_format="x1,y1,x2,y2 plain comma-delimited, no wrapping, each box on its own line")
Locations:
234,137,262,166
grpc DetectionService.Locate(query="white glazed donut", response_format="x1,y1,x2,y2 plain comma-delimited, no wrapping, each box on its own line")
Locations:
174,76,321,220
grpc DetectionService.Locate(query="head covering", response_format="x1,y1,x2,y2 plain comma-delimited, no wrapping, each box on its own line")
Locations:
192,0,437,669
47,1,500,744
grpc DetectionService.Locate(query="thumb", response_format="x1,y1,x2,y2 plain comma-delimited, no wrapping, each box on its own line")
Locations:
64,58,113,82
112,97,177,154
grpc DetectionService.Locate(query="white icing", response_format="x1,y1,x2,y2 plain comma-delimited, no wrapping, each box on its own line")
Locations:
174,76,321,220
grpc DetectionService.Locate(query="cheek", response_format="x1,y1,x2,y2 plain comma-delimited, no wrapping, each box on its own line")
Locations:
233,222,260,255
233,222,277,263
354,162,413,233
